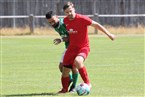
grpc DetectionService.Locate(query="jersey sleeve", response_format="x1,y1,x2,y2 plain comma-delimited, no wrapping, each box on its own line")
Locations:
81,15,92,26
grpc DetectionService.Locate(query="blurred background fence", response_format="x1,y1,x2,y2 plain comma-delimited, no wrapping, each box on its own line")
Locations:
0,0,145,35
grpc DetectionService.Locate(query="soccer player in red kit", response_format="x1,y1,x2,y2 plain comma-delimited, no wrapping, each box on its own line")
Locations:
58,2,115,93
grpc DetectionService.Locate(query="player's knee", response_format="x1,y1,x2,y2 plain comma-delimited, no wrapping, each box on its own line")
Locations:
74,56,84,69
74,56,83,64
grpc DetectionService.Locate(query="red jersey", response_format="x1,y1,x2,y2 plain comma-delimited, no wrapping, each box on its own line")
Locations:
64,14,92,48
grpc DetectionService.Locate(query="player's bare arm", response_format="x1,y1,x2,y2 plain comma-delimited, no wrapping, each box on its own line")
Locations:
53,37,69,45
90,20,115,40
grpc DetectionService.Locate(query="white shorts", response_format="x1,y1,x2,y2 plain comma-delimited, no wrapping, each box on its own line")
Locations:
60,49,67,63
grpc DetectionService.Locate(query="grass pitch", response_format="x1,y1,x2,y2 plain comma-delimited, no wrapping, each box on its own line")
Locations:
0,35,144,97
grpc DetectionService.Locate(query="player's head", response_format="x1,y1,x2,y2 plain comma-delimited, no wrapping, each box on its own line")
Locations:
45,11,59,28
63,1,76,20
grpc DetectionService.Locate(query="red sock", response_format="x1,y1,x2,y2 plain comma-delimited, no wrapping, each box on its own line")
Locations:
78,66,90,84
61,76,70,92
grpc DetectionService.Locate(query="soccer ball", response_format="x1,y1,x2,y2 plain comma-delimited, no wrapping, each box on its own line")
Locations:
76,83,90,96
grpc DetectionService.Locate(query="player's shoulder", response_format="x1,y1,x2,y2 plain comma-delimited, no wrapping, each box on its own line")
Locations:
76,13,92,25
64,16,68,21
75,14,90,22
77,14,88,19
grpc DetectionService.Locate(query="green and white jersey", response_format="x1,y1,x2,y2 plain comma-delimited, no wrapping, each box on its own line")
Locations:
54,18,69,48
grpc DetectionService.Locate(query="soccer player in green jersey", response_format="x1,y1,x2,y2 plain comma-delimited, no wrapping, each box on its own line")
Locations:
45,11,78,92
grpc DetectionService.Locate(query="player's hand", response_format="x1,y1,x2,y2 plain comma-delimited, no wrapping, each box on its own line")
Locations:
53,38,62,45
108,33,115,41
62,37,69,42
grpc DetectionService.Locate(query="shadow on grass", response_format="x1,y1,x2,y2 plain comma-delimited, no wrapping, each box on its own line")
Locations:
4,92,58,97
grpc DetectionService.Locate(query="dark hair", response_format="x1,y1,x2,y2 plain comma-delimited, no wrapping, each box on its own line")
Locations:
45,11,54,19
63,1,74,11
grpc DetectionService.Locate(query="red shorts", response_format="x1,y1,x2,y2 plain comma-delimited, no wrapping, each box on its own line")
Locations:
63,46,90,67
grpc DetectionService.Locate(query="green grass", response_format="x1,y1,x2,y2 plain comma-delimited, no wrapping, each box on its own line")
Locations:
0,35,144,97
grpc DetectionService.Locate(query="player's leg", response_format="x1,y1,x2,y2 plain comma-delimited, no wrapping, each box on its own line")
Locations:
74,47,91,89
58,62,63,72
59,49,67,72
59,66,71,93
74,56,90,84
59,62,72,81
59,49,73,82
58,48,74,93
69,66,79,92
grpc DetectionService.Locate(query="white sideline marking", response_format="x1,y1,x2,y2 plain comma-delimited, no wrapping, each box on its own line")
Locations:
1,14,145,18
